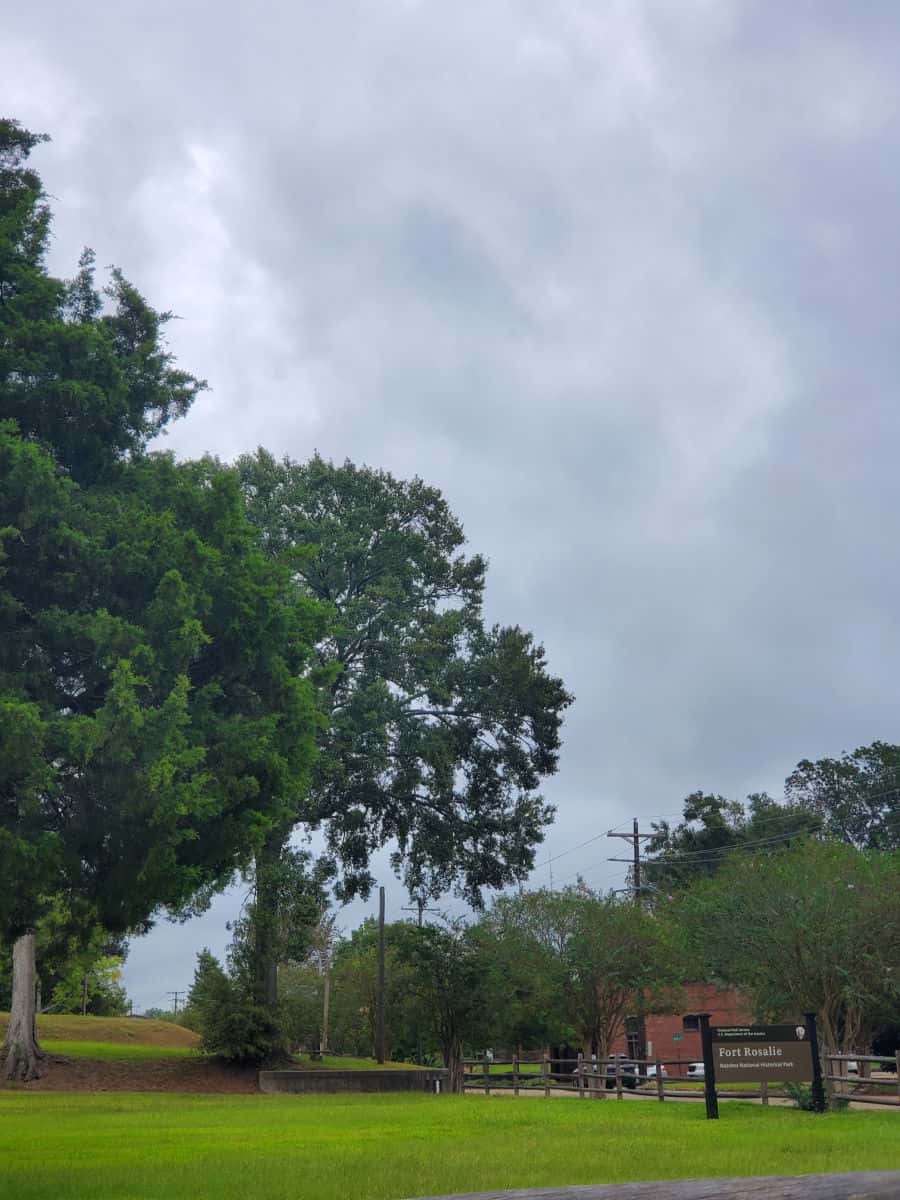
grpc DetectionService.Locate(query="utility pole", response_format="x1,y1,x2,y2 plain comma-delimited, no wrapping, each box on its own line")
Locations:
402,894,440,1065
402,896,440,928
167,990,184,1017
607,820,663,1068
313,912,337,1058
376,886,386,1064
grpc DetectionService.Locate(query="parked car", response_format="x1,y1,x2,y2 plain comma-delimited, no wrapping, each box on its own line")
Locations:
687,1061,705,1080
645,1064,668,1079
605,1055,639,1090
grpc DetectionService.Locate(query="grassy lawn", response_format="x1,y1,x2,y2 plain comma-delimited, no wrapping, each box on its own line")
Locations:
292,1054,424,1071
0,1092,897,1200
41,1040,198,1061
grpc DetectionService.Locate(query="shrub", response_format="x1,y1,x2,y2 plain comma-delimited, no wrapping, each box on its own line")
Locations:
187,949,284,1063
784,1082,849,1112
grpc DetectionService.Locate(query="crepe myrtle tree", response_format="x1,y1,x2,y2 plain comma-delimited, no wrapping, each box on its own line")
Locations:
0,121,324,1079
485,886,683,1063
674,839,900,1057
235,449,574,1006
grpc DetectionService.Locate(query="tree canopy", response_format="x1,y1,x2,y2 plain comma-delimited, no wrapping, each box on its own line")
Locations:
485,887,682,1060
643,791,820,892
785,741,900,850
0,122,324,1079
236,449,573,907
674,839,900,1054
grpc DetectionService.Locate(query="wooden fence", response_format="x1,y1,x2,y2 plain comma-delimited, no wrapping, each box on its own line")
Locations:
824,1052,900,1108
462,1051,900,1106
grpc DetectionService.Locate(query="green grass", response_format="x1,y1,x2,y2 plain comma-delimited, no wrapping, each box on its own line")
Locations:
292,1054,423,1071
0,1092,896,1200
41,1040,199,1061
0,1013,199,1050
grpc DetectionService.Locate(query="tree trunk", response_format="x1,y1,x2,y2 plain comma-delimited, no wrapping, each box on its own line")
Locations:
1,933,47,1082
253,830,285,1011
321,971,330,1054
444,1037,464,1093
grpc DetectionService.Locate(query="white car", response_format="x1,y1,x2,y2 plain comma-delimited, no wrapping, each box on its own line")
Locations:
687,1062,705,1080
645,1064,668,1079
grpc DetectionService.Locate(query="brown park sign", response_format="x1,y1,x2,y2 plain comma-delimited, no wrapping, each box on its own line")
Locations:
711,1024,815,1083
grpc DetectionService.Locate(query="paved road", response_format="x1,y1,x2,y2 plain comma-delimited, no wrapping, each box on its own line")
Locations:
408,1171,900,1199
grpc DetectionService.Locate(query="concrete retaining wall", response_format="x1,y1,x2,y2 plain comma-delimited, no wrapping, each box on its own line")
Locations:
259,1068,449,1095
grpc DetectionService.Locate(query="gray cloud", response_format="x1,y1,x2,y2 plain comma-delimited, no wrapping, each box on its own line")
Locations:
6,0,900,1007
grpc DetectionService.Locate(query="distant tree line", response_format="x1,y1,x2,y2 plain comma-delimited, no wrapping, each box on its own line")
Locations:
182,833,898,1097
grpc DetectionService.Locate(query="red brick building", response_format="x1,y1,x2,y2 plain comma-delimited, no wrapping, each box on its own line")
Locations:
611,984,754,1077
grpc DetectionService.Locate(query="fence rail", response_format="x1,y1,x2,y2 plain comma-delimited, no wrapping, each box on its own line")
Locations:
460,1051,899,1106
824,1050,900,1105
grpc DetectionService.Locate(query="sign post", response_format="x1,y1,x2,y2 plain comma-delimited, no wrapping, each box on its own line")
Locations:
805,1010,826,1114
698,1013,718,1121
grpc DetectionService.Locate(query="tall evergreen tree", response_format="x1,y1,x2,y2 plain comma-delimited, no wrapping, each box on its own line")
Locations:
0,122,324,1079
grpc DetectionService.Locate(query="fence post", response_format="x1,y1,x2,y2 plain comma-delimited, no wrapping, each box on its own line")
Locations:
513,1054,519,1097
577,1051,585,1099
615,1058,623,1101
655,1058,664,1102
542,1052,550,1098
760,1081,769,1107
483,1053,490,1097
590,1054,601,1100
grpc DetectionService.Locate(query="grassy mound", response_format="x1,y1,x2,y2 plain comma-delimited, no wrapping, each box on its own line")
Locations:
0,1013,200,1059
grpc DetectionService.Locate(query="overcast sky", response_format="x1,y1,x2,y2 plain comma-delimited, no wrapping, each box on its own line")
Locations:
6,1,900,1009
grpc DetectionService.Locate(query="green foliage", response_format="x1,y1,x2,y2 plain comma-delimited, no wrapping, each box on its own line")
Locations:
674,839,900,1053
485,887,683,1057
0,125,326,1079
785,742,900,849
389,921,494,1086
187,949,282,1064
278,963,324,1052
229,844,329,1008
327,919,421,1060
783,1082,849,1113
644,792,820,892
0,121,205,487
140,1008,186,1025
50,955,128,1017
236,450,573,907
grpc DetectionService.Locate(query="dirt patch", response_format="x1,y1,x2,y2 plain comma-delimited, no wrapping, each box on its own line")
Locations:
8,1055,259,1094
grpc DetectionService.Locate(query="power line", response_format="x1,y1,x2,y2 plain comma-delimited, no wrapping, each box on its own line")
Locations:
538,830,611,874
611,824,826,868
654,824,824,857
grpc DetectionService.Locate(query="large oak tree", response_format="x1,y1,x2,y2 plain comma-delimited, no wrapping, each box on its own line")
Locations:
235,449,573,1005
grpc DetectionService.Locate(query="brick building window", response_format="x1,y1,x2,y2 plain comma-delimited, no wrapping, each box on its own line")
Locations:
682,1015,700,1032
